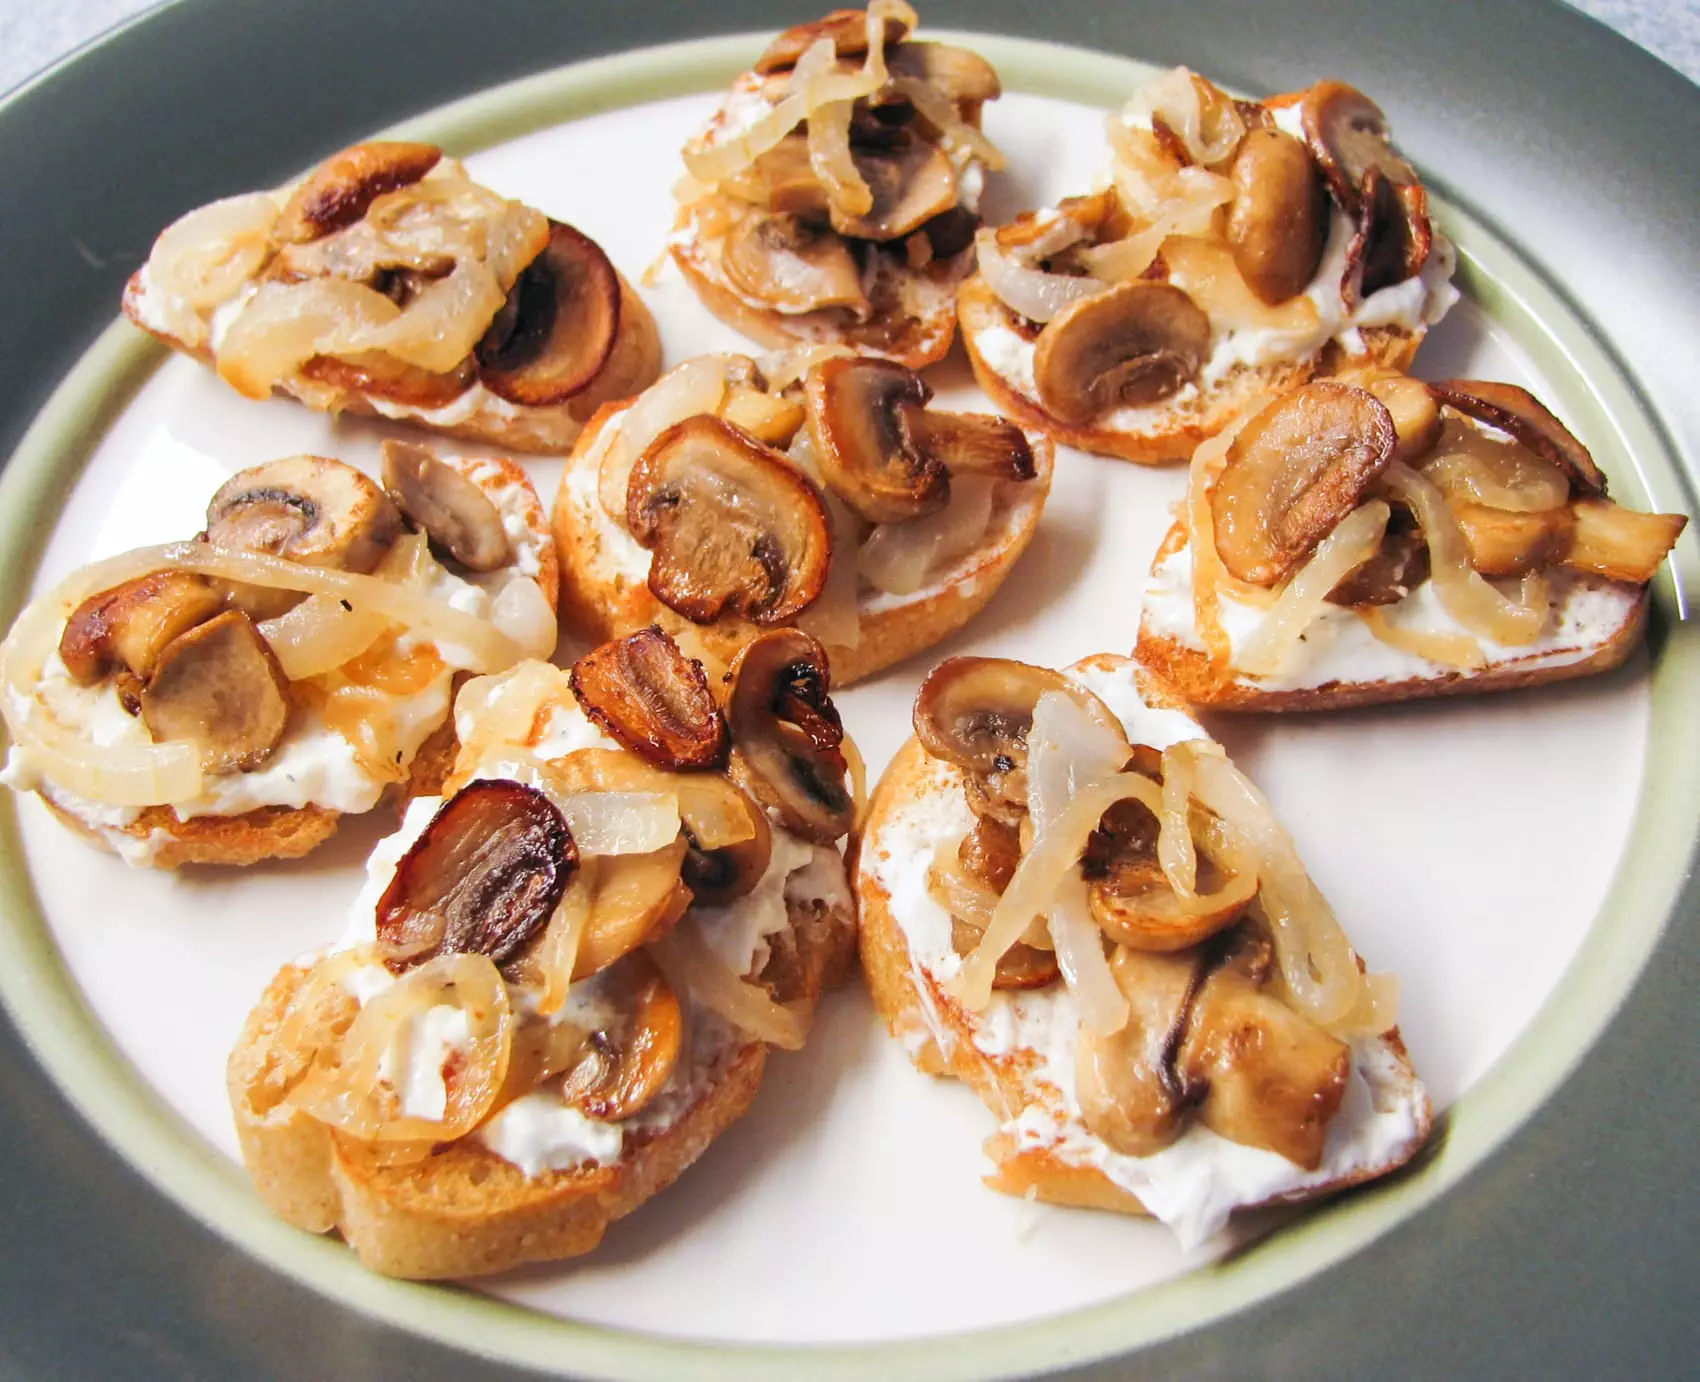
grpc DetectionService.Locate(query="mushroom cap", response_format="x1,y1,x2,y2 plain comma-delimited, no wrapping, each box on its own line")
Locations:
1032,281,1212,424
475,219,621,406
380,440,512,572
1225,128,1328,306
754,7,911,73
828,134,959,243
1429,378,1606,495
557,953,684,1121
626,414,833,626
804,355,946,523
1297,80,1416,215
272,141,442,245
1209,381,1398,586
912,656,1090,776
138,609,292,774
886,40,1001,105
721,211,871,317
568,626,730,772
205,455,402,574
1342,169,1431,305
59,570,223,686
1074,946,1199,1158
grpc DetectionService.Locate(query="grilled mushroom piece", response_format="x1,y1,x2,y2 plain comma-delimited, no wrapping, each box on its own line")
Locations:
828,135,959,242
951,917,1059,990
1349,371,1442,461
1325,504,1430,605
59,571,223,686
271,141,442,245
1298,80,1417,214
476,220,621,406
1225,128,1328,305
1429,379,1607,495
1032,282,1212,424
1452,502,1577,578
558,953,684,1121
380,441,512,571
754,7,911,72
626,414,832,626
912,656,1111,776
205,455,403,574
1210,382,1397,585
725,629,853,845
138,610,291,774
1341,168,1431,305
569,627,729,772
887,41,1001,107
722,211,871,317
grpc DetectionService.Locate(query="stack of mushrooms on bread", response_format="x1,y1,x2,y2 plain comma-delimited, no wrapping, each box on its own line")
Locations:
960,68,1457,464
553,348,1052,684
856,653,1430,1244
228,627,856,1278
1136,371,1688,708
670,2,1006,368
0,447,557,866
124,140,660,452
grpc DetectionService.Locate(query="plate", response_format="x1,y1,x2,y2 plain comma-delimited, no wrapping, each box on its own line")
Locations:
1,4,1698,1380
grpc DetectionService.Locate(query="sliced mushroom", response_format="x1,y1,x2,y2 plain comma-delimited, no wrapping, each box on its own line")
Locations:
720,386,808,448
1564,499,1687,584
1429,380,1607,495
557,952,684,1121
1225,128,1328,306
300,351,475,409
1210,381,1398,585
1032,282,1211,424
753,7,911,72
380,440,512,571
886,41,1002,106
725,629,853,845
1350,371,1442,461
272,141,442,245
205,455,403,574
722,135,832,219
913,656,1125,779
959,815,1021,893
1453,501,1577,577
1075,946,1204,1158
1298,80,1417,214
59,571,223,686
1326,503,1430,605
919,205,979,260
951,917,1059,990
905,409,1036,481
1343,168,1431,305
626,414,832,626
828,135,958,242
575,839,693,978
476,220,620,406
569,627,729,772
138,610,291,774
722,211,871,317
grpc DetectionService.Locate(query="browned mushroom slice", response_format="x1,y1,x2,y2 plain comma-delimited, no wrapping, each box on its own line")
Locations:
1090,868,1255,953
959,814,1021,892
569,626,729,772
380,440,512,572
1351,371,1442,461
627,414,833,626
476,220,620,406
753,7,910,72
912,656,1110,776
576,839,692,978
1032,282,1212,424
804,355,945,522
271,141,443,245
725,629,853,845
951,917,1059,990
206,455,403,574
1429,380,1607,495
1325,503,1430,605
1210,382,1398,585
1298,80,1417,214
722,135,832,219
1225,128,1328,306
1343,169,1432,305
829,136,958,242
886,41,1002,106
138,610,291,774
59,571,223,686
557,952,683,1121
905,410,1036,482
722,212,871,317
376,778,574,972
300,352,475,409
1075,946,1204,1158
1450,502,1576,577
1564,499,1687,584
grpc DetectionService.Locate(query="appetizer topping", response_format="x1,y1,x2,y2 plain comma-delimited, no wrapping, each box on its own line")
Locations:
574,840,692,978
1225,128,1328,305
675,777,773,905
1344,169,1431,305
377,779,576,972
722,211,872,316
1324,504,1429,606
557,954,684,1121
1566,500,1688,584
1428,379,1607,495
58,570,222,686
885,40,1001,107
1032,282,1212,423
568,626,730,772
299,353,475,409
380,440,512,571
1210,381,1397,585
474,220,621,405
1074,946,1198,1156
1451,502,1576,578
950,916,1059,989
827,133,958,241
138,610,290,773
206,455,403,575
596,355,750,520
626,414,833,625
1352,370,1442,460
1297,80,1417,215
725,628,854,844
753,6,912,73
912,655,1087,779
271,141,442,245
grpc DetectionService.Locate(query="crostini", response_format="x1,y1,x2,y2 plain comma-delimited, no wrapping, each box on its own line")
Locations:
670,2,1006,368
123,142,660,453
1134,372,1688,709
552,348,1052,685
855,652,1431,1245
0,447,558,866
960,68,1457,464
228,632,856,1278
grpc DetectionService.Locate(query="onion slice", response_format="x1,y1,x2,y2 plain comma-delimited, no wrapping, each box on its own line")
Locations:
649,920,811,1050
857,475,996,596
1359,606,1486,671
1156,743,1199,896
1047,874,1129,1035
975,228,1107,324
259,594,392,680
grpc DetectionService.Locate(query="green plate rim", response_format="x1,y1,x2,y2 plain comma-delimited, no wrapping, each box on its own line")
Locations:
0,30,1694,1382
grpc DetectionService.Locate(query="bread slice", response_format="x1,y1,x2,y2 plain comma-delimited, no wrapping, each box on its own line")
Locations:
852,653,1432,1239
958,275,1422,467
228,891,854,1279
550,401,1054,686
22,454,558,868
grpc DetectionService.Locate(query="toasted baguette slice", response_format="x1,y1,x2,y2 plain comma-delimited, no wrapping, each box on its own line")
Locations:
20,454,557,868
229,885,853,1279
853,653,1432,1241
551,402,1053,686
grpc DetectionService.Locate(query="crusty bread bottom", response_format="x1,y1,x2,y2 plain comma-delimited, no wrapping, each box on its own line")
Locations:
957,275,1423,467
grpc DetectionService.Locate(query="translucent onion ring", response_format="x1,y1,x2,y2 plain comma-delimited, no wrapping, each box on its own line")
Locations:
649,919,811,1050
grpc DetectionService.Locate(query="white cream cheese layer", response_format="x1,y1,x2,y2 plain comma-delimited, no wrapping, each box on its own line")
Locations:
865,660,1428,1249
1140,536,1641,692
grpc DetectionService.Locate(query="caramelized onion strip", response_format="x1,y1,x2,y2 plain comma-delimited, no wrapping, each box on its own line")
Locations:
649,920,811,1049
